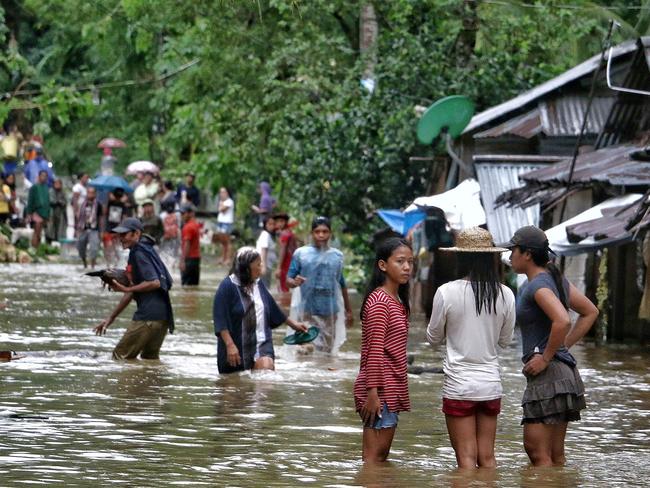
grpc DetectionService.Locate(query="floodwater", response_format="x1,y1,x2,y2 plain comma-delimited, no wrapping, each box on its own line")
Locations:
1,262,649,487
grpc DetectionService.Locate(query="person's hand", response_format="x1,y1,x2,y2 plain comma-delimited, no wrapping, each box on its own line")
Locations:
293,275,306,286
109,279,130,293
345,309,354,328
179,260,186,272
523,354,549,376
275,269,281,280
226,343,241,367
94,318,112,336
360,389,382,427
291,321,309,334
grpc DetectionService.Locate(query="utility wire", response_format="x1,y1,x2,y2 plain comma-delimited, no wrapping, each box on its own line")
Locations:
483,0,650,10
1,59,200,100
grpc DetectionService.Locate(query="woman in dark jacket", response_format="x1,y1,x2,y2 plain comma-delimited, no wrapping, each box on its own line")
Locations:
213,246,307,373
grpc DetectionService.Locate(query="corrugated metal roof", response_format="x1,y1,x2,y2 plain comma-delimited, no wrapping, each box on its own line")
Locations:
539,96,614,136
475,161,551,245
496,144,650,210
596,39,650,148
520,144,646,184
474,96,614,139
474,108,541,139
463,37,649,134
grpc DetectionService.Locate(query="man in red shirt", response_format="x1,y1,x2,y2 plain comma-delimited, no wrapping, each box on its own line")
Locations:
180,203,201,285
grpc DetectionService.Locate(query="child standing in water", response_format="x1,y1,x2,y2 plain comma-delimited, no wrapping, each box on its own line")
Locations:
353,238,413,463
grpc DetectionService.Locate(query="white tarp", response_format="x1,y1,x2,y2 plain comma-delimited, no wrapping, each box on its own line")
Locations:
546,193,643,255
405,178,486,231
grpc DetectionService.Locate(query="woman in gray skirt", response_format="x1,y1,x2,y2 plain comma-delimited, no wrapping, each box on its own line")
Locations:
501,226,598,467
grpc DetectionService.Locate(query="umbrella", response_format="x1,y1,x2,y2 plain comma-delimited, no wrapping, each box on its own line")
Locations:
97,137,126,149
126,160,160,176
88,175,133,193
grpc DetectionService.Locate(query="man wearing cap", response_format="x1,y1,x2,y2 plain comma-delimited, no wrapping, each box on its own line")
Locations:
180,203,201,285
94,217,175,360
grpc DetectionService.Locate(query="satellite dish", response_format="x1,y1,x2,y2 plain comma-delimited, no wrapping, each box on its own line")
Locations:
416,95,475,144
416,95,475,189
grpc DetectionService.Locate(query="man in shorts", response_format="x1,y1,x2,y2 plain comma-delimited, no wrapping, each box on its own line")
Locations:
94,218,175,360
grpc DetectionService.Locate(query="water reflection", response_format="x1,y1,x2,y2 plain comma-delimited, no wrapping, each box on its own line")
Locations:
518,466,582,488
112,362,170,415
1,263,649,486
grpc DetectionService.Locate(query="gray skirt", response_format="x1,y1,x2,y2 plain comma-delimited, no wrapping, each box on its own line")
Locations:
521,359,586,425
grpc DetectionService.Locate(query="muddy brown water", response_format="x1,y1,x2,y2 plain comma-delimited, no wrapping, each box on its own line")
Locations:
1,263,649,486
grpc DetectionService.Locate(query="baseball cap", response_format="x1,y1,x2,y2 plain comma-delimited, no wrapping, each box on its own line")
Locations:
111,217,144,234
180,203,196,214
499,225,550,250
141,198,154,206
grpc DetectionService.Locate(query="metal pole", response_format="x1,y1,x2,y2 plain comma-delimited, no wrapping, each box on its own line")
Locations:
557,20,615,224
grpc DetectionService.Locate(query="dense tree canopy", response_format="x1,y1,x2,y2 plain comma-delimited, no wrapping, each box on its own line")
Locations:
1,0,647,233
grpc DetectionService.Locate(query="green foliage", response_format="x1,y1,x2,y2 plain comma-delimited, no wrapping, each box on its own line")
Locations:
1,0,640,261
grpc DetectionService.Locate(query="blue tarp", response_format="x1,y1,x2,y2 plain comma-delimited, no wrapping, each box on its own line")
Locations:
377,209,426,235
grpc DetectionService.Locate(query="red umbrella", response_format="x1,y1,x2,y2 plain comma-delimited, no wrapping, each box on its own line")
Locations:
97,137,126,149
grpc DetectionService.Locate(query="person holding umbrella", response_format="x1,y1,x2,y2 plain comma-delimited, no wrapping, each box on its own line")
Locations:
133,172,159,213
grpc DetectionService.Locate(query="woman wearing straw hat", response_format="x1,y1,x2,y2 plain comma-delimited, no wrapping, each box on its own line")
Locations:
427,227,515,469
500,225,598,467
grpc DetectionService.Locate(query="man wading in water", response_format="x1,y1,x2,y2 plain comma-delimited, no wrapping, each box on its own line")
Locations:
94,218,175,359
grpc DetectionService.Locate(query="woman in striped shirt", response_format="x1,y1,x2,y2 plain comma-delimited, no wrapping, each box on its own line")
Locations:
354,237,413,463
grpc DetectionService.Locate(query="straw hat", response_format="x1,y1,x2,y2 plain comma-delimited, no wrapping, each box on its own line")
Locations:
441,227,508,253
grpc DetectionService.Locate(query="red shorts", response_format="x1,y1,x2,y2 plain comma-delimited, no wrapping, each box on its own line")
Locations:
442,398,501,417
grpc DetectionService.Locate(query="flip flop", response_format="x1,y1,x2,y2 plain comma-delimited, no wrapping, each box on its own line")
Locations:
283,326,319,345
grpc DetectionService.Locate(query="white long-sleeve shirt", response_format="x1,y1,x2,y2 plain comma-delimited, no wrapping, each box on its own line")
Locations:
427,279,515,401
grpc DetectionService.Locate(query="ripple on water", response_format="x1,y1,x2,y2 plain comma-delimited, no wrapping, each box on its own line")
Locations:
2,263,650,486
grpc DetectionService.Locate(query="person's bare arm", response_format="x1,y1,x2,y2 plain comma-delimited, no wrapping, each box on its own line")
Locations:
285,317,308,333
276,241,287,279
342,286,353,327
180,239,190,271
259,247,268,275
110,279,160,294
565,283,599,349
94,292,133,335
219,330,241,367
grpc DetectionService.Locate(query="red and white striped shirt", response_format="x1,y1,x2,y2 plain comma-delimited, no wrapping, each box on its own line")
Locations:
354,288,410,413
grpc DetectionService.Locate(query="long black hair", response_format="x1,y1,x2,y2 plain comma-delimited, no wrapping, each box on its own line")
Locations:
360,237,412,321
456,252,504,315
230,247,261,287
520,246,568,308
